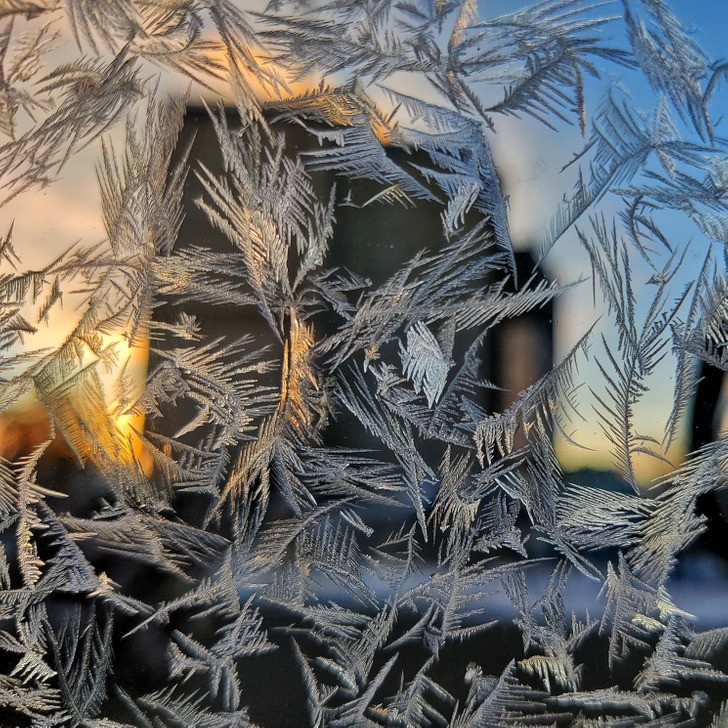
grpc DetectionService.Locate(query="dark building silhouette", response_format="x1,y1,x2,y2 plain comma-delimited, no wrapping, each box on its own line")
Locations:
155,106,555,448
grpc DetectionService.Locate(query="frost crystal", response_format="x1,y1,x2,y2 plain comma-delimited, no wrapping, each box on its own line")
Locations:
0,0,725,725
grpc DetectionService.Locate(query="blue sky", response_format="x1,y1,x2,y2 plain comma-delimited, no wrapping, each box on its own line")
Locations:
472,1,728,480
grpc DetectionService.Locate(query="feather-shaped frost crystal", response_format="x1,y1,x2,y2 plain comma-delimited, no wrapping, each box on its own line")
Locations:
0,0,725,725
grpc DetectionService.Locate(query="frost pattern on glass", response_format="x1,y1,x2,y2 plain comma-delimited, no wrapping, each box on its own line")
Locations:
0,1,726,725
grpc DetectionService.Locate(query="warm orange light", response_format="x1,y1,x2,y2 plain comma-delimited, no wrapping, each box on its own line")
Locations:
279,312,319,432
99,332,153,477
554,430,685,489
201,45,318,104
0,331,153,478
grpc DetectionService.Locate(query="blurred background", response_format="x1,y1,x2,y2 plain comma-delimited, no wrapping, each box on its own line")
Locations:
1,0,727,631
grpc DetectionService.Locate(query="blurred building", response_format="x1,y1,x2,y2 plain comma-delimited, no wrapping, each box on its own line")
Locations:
158,107,554,444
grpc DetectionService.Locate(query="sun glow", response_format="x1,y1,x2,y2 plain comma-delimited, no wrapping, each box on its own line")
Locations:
97,331,153,475
0,330,153,476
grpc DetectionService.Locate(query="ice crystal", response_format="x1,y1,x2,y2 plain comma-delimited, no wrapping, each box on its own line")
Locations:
0,0,725,726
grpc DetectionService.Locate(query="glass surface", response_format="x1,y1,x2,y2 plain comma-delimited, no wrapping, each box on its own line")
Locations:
0,1,726,725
